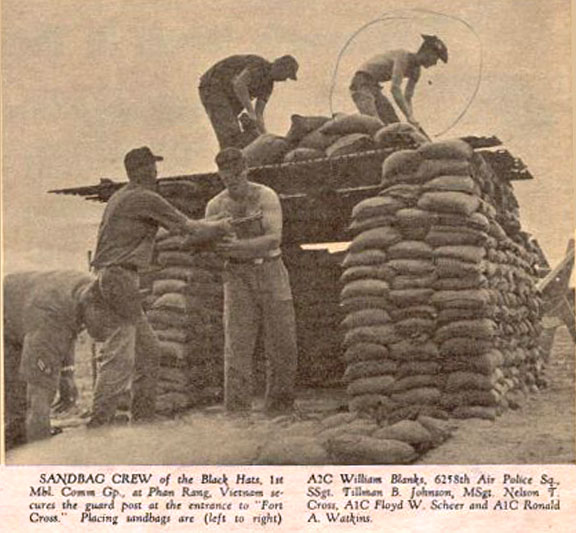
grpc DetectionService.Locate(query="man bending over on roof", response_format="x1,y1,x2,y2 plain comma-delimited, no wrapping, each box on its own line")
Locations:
349,34,448,128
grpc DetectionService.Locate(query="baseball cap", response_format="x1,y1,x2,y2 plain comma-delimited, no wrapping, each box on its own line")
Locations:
274,55,299,80
421,34,448,63
215,147,247,170
124,146,163,172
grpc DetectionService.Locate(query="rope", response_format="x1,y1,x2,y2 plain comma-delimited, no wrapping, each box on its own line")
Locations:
328,8,483,138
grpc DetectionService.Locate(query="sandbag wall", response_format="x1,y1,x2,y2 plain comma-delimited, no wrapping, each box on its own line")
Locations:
146,229,225,414
340,139,544,423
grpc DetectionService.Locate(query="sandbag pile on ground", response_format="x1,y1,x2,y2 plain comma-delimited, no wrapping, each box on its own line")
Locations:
146,229,225,414
340,139,544,429
242,114,427,167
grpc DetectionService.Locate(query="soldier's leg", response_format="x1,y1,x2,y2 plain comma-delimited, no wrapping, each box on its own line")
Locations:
26,384,56,443
199,89,243,149
4,340,27,450
131,314,161,422
259,260,298,413
373,91,401,124
89,322,137,427
223,266,260,412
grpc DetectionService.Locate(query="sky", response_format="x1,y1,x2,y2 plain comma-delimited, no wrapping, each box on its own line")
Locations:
1,0,573,273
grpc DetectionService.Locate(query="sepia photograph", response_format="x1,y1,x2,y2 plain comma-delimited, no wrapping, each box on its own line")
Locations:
2,0,574,473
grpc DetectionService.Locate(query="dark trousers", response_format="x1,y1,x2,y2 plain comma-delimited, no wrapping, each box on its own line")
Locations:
350,71,400,125
199,86,244,149
4,339,27,450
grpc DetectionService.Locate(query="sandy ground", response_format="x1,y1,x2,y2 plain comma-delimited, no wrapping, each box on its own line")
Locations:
6,327,574,466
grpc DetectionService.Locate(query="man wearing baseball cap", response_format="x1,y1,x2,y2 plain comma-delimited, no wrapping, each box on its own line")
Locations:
350,34,448,129
88,146,231,428
206,147,298,415
199,54,299,149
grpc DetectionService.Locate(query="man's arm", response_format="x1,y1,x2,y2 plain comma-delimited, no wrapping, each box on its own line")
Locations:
216,187,282,257
254,98,267,133
390,55,418,124
233,68,258,122
404,67,420,121
143,190,231,239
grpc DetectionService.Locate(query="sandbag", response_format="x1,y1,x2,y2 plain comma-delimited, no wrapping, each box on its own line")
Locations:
395,317,436,337
426,226,488,247
283,147,325,163
284,114,331,144
391,274,437,290
390,305,437,321
435,319,497,343
395,207,438,227
348,215,397,235
441,390,499,409
451,406,497,421
388,405,449,424
242,134,291,166
326,133,375,158
340,296,391,314
422,175,476,194
418,191,480,216
340,265,393,283
352,196,405,220
445,371,494,392
327,434,416,464
435,257,483,278
344,342,390,363
297,129,341,151
416,159,471,180
343,360,398,381
159,340,188,360
152,279,188,296
389,339,439,360
431,289,491,309
348,227,402,253
433,245,486,264
341,279,390,299
379,183,422,204
440,337,495,357
436,307,493,324
396,361,441,378
388,288,434,307
387,259,435,276
388,241,433,260
417,139,473,161
147,309,190,329
320,113,384,136
381,149,423,178
442,350,504,375
348,394,395,414
373,420,433,449
342,308,391,329
389,375,443,393
154,266,196,282
255,437,331,465
153,293,188,312
391,387,441,405
374,122,428,147
343,325,401,347
342,249,388,268
347,375,396,396
435,212,490,232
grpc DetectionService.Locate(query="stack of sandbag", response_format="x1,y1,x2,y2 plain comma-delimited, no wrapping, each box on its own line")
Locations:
240,114,426,167
341,139,543,423
147,229,225,414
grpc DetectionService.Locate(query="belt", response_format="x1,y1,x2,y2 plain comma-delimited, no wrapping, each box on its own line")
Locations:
226,254,281,265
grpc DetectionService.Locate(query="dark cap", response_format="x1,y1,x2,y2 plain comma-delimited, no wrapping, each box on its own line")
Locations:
215,147,247,170
124,146,163,173
421,34,448,63
274,54,299,80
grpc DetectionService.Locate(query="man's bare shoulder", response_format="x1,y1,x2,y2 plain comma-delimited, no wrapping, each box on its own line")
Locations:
253,182,280,202
206,190,229,213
